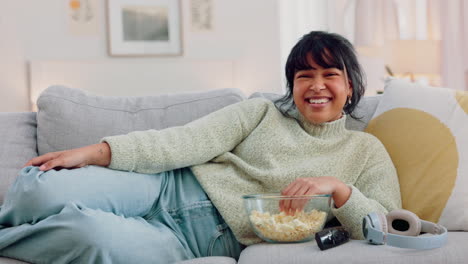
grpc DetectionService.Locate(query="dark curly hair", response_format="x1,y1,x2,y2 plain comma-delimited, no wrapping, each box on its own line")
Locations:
275,31,366,120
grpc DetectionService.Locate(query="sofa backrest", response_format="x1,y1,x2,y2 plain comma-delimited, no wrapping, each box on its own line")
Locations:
36,86,246,155
346,95,381,131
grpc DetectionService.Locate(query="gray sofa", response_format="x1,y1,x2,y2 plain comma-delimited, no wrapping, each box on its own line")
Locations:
0,86,466,264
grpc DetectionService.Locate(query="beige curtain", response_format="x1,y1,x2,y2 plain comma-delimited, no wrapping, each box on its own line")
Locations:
353,0,399,46
440,0,468,90
278,0,453,92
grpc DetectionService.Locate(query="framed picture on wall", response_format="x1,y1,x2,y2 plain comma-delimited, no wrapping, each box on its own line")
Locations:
107,0,182,56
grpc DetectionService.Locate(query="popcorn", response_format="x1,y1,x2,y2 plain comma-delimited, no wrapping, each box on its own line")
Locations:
249,210,327,242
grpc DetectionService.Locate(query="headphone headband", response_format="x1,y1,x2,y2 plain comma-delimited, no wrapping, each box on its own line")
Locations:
363,210,448,250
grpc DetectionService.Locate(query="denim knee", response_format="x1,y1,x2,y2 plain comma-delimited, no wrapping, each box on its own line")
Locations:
2,166,70,225
58,204,192,263
62,207,119,253
48,204,123,263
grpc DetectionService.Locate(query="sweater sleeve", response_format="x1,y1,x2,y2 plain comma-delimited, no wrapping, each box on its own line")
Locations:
101,98,272,174
331,136,402,239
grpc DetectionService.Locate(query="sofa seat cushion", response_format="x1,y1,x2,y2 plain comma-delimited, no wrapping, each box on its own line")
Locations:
36,86,246,154
0,256,236,264
176,256,237,264
238,232,468,264
0,257,29,264
0,113,37,204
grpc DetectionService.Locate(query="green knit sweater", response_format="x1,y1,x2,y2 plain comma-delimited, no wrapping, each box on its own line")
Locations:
103,98,401,245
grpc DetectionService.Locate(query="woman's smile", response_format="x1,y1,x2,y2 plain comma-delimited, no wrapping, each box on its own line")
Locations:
305,96,332,108
293,54,352,124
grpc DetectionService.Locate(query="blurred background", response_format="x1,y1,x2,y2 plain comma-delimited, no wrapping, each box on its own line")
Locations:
0,0,465,112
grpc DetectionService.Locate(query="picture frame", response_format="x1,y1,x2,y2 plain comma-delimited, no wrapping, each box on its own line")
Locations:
106,0,182,56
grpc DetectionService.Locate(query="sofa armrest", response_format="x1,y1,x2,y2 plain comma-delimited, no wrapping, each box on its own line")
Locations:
0,112,38,204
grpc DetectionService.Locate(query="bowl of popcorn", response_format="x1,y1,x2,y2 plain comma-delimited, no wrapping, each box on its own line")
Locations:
242,193,332,243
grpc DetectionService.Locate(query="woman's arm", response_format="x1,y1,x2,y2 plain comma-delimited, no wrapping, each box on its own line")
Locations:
24,142,111,171
280,176,351,214
280,137,401,239
25,99,272,173
331,140,401,239
99,98,273,174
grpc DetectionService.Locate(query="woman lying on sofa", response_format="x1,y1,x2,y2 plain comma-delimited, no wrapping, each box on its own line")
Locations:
0,31,401,264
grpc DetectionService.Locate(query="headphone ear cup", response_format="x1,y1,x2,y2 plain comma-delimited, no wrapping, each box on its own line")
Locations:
386,209,421,236
375,212,388,234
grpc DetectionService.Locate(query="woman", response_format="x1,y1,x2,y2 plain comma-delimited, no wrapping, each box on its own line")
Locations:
0,31,401,263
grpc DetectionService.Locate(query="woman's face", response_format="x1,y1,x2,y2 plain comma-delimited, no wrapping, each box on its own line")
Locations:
293,54,352,124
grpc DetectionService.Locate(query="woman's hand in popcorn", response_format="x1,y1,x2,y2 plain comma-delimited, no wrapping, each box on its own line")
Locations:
23,143,111,171
279,176,351,214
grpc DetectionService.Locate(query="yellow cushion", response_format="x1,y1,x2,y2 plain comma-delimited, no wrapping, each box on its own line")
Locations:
365,78,468,231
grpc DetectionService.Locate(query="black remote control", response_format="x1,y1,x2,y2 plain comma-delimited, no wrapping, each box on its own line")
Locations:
315,227,350,250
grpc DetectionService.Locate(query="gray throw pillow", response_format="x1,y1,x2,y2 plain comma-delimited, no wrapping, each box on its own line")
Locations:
36,86,246,155
0,113,38,204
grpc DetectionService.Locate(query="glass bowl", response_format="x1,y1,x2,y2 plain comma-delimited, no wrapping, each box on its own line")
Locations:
242,193,331,243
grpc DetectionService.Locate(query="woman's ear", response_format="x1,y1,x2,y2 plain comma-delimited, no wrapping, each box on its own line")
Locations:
347,82,353,98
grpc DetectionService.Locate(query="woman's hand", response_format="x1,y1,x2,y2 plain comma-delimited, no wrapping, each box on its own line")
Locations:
23,143,111,171
279,176,351,214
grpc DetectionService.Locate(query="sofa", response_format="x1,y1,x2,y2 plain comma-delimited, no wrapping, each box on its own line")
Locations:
0,84,466,264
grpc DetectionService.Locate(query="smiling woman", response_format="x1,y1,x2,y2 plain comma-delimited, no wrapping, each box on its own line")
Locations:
0,31,401,263
292,56,352,125
275,31,366,124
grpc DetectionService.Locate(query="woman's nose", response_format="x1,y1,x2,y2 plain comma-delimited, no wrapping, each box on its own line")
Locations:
310,82,326,92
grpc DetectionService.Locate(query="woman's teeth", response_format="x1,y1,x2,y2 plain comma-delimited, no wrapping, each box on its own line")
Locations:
308,98,330,104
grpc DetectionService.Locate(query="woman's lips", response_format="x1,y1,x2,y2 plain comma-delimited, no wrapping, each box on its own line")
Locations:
308,98,331,104
304,97,332,109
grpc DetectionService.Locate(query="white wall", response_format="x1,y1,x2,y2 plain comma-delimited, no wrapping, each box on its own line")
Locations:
0,0,282,112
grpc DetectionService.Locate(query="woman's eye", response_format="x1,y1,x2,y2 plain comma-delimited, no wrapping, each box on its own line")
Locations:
325,73,339,77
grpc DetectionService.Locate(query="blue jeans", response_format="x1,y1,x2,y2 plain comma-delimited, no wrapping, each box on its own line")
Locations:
0,166,243,264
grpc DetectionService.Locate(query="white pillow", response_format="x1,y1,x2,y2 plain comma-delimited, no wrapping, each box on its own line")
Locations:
365,78,468,231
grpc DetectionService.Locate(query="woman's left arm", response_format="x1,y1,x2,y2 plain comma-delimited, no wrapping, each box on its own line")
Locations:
330,140,402,239
280,176,352,213
281,139,401,239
